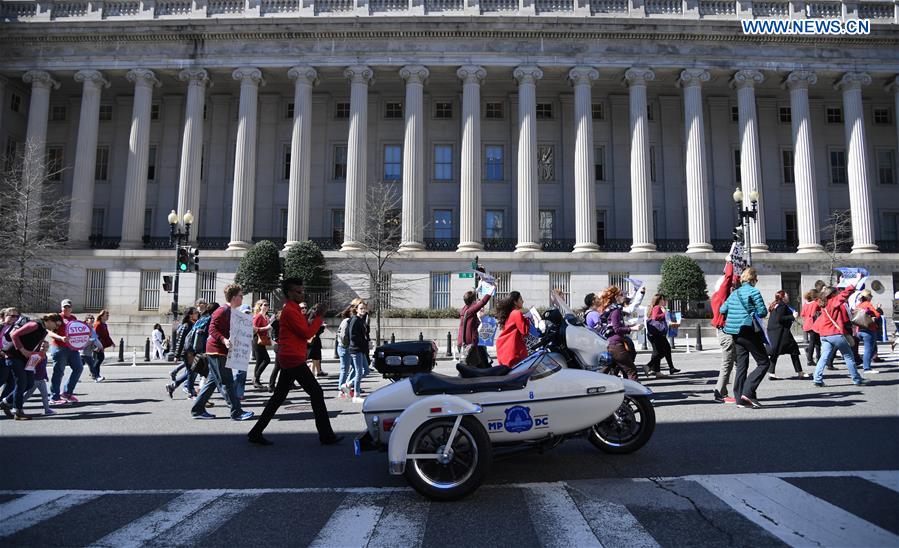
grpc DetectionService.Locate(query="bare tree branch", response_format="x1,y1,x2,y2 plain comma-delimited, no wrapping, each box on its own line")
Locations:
821,209,853,286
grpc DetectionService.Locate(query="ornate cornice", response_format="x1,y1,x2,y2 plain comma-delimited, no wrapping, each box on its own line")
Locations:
783,70,817,90
23,70,60,89
834,72,872,91
568,66,599,87
457,65,486,85
287,65,319,86
399,65,429,86
74,69,110,89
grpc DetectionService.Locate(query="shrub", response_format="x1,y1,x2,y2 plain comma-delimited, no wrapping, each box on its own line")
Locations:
658,255,708,308
283,240,330,290
234,240,281,295
382,308,460,319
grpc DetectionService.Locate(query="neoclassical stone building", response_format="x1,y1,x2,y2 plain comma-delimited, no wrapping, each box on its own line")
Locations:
1,1,898,328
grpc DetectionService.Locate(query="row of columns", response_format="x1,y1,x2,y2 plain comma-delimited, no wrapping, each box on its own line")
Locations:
15,66,894,253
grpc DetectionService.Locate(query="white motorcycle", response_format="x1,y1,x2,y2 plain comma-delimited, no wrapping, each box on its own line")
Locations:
355,294,655,500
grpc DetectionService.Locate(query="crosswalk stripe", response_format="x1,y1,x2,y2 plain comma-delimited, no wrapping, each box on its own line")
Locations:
87,490,229,548
145,492,259,547
0,492,100,538
571,492,660,548
366,493,430,548
694,474,899,547
522,483,602,548
309,494,385,548
852,471,899,494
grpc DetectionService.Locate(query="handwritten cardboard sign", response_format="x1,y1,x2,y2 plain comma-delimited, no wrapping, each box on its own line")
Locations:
227,310,254,372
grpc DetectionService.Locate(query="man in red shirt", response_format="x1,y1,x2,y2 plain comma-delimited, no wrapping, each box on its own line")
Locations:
711,259,740,403
48,299,85,404
248,278,341,446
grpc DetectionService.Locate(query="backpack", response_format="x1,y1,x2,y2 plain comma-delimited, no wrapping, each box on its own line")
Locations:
338,317,351,348
596,307,619,340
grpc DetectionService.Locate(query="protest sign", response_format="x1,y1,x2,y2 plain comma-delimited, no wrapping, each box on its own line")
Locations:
477,280,496,300
65,321,92,351
624,277,644,292
227,309,254,372
478,316,498,347
666,311,682,338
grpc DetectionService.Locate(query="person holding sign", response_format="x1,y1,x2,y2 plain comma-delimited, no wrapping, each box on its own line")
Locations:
248,278,341,446
7,314,62,420
458,284,496,368
191,284,254,421
719,268,771,409
48,299,85,405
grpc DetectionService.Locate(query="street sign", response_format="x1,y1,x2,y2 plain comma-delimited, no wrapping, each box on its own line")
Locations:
459,272,474,279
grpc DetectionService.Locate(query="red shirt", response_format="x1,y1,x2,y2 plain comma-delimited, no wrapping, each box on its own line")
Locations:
53,312,78,349
711,262,738,330
855,301,881,333
278,300,323,368
458,294,491,346
94,321,114,348
205,306,231,355
799,302,820,332
812,285,855,337
496,309,529,368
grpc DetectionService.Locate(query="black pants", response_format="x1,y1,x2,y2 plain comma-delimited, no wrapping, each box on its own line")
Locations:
253,344,272,383
607,342,638,381
769,351,803,374
646,333,674,373
249,362,335,442
732,326,770,400
805,331,821,366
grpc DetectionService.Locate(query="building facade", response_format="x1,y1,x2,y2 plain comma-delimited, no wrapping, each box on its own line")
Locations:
1,1,898,335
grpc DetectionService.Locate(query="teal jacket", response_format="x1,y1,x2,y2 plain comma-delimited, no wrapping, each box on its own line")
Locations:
719,284,767,335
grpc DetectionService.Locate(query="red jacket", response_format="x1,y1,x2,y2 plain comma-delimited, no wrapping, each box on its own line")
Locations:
812,285,855,337
855,301,881,333
799,302,820,332
278,300,323,367
458,294,491,346
205,306,231,355
94,321,114,348
496,309,529,368
711,262,738,330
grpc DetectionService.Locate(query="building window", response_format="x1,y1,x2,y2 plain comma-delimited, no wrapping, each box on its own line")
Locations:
84,268,105,311
538,145,554,182
608,272,631,294
647,103,655,122
384,145,402,181
730,106,739,123
200,145,205,180
782,149,795,184
435,102,453,119
280,209,289,239
150,104,160,121
373,271,392,310
333,145,347,179
332,209,344,242
139,270,161,311
493,272,511,303
778,107,791,124
433,209,453,239
734,149,742,184
50,105,67,122
878,149,896,185
485,210,504,239
90,208,105,237
536,103,553,119
434,144,453,181
335,102,350,119
596,209,607,244
144,209,153,238
485,145,504,181
197,270,217,303
485,102,503,119
649,145,657,182
4,139,18,171
826,106,843,124
286,103,294,118
873,107,892,125
46,147,63,182
830,149,848,184
282,144,291,180
430,272,451,309
99,104,113,121
882,212,899,241
203,104,208,120
785,212,798,245
595,146,605,181
95,146,109,181
10,93,21,113
539,209,555,240
592,103,604,121
549,272,570,306
385,102,403,119
147,145,157,181
28,267,52,312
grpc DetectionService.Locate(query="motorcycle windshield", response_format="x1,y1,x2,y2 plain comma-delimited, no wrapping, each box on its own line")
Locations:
550,289,583,326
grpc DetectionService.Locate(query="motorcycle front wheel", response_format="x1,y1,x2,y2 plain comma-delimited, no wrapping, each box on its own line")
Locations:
404,416,491,501
588,395,655,454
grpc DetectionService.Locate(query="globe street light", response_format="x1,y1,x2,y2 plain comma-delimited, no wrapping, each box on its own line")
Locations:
168,209,194,320
733,188,759,265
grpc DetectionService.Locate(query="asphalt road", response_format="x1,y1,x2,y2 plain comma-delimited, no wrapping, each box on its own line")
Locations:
2,347,898,547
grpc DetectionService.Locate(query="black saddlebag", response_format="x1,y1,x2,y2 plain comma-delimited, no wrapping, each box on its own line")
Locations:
373,340,437,380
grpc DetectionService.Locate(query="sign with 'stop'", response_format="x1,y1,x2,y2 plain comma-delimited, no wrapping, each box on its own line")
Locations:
65,321,92,351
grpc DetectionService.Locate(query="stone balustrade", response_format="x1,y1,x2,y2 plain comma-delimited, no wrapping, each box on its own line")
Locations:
4,0,895,22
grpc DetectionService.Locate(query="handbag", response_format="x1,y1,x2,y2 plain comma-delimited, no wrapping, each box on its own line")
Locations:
851,309,874,330
822,307,857,349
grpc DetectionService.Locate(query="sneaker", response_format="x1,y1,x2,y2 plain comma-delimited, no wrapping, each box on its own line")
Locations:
723,397,737,404
768,374,781,380
233,411,255,421
348,389,355,399
169,370,177,381
337,392,347,400
95,376,105,382
316,371,329,378
44,408,57,416
0,401,12,419
14,411,32,421
205,401,215,408
339,383,350,396
50,398,68,406
187,395,197,400
653,372,669,379
253,381,264,391
165,384,175,399
814,381,825,387
352,396,365,403
713,390,725,402
866,369,880,374
796,373,812,379
741,395,763,409
853,378,869,386
668,368,681,374
192,411,216,419
61,393,79,403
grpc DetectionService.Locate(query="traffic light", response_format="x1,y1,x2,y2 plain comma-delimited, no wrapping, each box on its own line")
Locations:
177,247,190,273
471,255,479,270
191,247,200,271
162,275,173,293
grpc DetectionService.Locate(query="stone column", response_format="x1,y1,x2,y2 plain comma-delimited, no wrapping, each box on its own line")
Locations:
784,71,823,253
457,65,486,252
341,65,374,252
175,69,210,242
119,69,160,249
398,65,429,252
68,70,110,246
891,77,899,158
0,76,7,151
227,67,264,251
836,72,878,253
679,69,713,253
624,68,655,252
285,66,318,249
22,70,59,189
569,67,600,253
514,65,543,253
733,69,768,253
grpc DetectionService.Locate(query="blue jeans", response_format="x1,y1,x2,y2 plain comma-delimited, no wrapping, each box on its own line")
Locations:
347,351,368,394
191,355,242,418
50,346,84,399
337,345,352,388
0,359,14,401
857,330,876,371
7,356,34,411
815,335,862,383
234,369,247,399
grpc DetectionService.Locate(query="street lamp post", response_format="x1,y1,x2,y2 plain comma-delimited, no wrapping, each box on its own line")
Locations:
732,188,759,265
168,209,194,320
